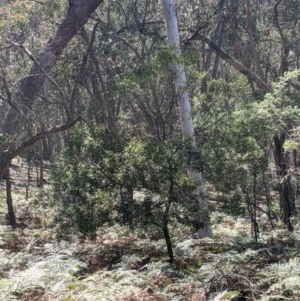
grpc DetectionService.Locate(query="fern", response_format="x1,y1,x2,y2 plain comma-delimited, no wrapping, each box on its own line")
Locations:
145,261,189,280
74,270,154,301
0,242,87,300
208,273,254,294
227,234,263,252
43,241,79,257
257,258,300,299
174,238,197,256
260,294,294,301
0,226,18,248
111,254,142,270
0,251,26,278
267,276,300,292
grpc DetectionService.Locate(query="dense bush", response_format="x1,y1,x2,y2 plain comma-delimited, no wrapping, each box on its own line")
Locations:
51,125,209,262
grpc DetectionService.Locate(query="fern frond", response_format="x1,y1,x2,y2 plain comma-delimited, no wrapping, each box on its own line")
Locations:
267,275,300,293
257,258,300,298
0,242,87,300
0,251,26,278
75,270,155,301
111,254,142,270
0,226,18,249
208,273,254,293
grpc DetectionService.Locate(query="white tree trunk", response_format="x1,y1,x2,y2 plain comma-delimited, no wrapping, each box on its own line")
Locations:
161,0,213,238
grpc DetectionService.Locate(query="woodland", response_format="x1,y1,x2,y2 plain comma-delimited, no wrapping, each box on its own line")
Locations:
1,0,300,300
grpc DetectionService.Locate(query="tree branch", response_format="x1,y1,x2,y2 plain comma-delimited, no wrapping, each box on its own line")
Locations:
190,33,272,92
0,119,80,178
2,0,104,135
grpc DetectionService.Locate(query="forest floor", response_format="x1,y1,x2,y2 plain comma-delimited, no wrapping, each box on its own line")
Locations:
0,158,300,301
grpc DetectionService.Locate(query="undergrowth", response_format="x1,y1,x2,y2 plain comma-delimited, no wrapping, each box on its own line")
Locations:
1,184,300,300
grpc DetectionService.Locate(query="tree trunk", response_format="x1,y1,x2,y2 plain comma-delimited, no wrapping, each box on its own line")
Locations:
212,21,225,79
39,139,44,188
2,0,104,135
246,0,265,82
161,0,213,238
0,0,103,180
81,27,117,130
26,153,31,200
162,224,174,263
280,183,294,231
273,134,295,231
6,165,16,228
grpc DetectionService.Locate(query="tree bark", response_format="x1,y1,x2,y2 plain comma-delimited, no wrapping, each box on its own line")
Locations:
39,139,44,188
212,21,225,79
273,135,295,231
161,0,213,238
2,0,104,135
246,0,265,82
0,0,103,180
162,224,174,263
6,165,16,228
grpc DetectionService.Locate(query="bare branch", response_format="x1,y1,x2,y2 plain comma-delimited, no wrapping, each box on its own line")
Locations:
0,119,80,177
12,40,71,116
70,22,100,110
81,27,116,129
117,37,141,59
2,0,104,135
190,33,272,92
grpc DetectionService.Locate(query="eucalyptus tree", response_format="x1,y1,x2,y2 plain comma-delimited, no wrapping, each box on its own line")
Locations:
0,0,105,176
175,0,300,231
0,0,105,226
161,0,213,238
78,0,166,130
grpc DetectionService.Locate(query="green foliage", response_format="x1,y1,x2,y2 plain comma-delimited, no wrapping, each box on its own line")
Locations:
51,127,113,240
217,192,245,217
193,71,300,236
0,242,86,301
119,49,176,89
51,124,208,254
258,258,300,300
223,290,239,300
